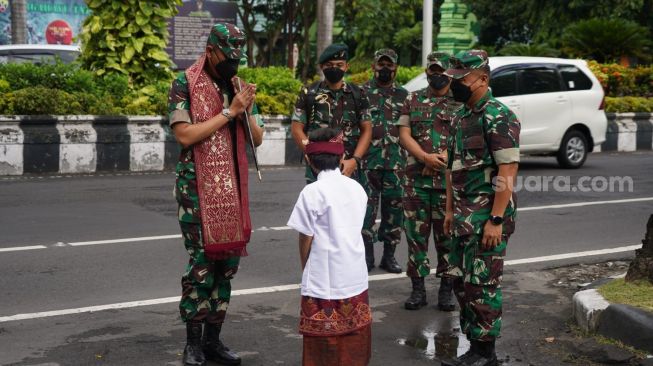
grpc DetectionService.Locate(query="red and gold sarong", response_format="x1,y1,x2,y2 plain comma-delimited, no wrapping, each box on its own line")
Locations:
300,290,372,366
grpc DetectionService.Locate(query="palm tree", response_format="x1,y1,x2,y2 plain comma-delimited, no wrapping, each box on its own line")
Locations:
561,18,652,63
10,0,27,44
497,43,561,57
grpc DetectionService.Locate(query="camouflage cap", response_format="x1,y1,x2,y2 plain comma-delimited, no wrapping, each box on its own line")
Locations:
207,23,246,60
445,49,489,79
374,48,398,64
426,51,451,70
318,43,349,64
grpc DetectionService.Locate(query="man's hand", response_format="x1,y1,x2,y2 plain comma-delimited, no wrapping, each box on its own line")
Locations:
481,220,502,251
444,210,454,237
340,158,357,177
423,153,447,170
230,82,254,116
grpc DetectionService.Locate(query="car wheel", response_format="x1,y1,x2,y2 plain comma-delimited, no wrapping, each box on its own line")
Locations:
556,130,588,169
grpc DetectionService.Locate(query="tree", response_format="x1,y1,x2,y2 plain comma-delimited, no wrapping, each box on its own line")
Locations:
561,18,651,63
10,0,27,44
78,0,181,86
497,42,560,57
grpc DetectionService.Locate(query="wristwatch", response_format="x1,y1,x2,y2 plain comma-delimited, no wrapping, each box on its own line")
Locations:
352,156,362,166
489,215,504,225
221,108,233,121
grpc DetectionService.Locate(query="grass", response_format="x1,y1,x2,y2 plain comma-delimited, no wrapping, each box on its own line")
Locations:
597,278,653,312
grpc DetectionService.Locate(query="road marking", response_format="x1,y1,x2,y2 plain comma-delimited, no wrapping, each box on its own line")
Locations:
0,243,641,323
67,234,182,246
503,244,642,265
519,196,653,212
2,196,652,254
0,245,47,253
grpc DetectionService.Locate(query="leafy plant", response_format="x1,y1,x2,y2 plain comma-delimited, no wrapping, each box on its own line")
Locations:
605,97,653,113
497,43,560,57
561,19,652,63
78,0,181,86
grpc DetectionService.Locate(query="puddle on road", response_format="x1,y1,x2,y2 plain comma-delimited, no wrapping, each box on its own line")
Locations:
397,329,470,361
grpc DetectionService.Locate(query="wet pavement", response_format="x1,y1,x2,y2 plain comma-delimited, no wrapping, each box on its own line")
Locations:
3,259,650,366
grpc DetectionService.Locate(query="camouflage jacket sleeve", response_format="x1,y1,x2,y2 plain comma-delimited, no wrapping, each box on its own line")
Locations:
397,93,413,127
167,72,191,126
251,103,265,127
291,86,309,124
486,102,521,165
356,88,372,124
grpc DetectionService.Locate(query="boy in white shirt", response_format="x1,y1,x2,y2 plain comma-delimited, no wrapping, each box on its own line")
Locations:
287,128,372,366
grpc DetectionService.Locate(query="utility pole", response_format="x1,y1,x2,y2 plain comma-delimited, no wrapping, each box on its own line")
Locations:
422,0,433,67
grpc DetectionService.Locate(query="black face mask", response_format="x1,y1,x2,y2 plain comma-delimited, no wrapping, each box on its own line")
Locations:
427,74,450,90
215,58,240,81
323,67,345,83
375,67,394,84
450,78,480,103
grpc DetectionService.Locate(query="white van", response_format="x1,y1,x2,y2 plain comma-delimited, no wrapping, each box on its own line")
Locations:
404,56,607,168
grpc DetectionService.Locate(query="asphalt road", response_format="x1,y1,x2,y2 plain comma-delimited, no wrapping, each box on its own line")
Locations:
1,151,652,365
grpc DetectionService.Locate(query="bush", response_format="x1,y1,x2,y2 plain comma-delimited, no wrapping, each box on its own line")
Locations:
605,97,653,113
238,67,302,115
587,61,653,97
346,66,424,87
10,87,81,115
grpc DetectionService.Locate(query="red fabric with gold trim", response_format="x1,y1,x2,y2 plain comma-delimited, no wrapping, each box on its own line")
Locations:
299,290,372,337
186,55,252,259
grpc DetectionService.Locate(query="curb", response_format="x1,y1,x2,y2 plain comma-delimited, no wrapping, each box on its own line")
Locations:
573,286,653,354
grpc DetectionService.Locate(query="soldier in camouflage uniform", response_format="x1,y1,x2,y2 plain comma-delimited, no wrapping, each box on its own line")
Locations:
441,50,520,366
291,43,372,185
360,48,409,273
168,23,264,366
397,52,459,311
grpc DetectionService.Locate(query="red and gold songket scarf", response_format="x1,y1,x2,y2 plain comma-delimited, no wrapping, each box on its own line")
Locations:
186,55,252,259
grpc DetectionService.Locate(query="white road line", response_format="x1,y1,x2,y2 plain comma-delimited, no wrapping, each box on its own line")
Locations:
0,243,641,323
0,245,47,253
503,244,642,265
519,196,653,212
2,196,651,253
67,234,182,246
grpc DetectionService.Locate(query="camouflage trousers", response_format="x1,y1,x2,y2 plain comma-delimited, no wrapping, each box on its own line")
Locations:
446,234,507,341
362,169,404,247
403,186,453,278
179,221,240,324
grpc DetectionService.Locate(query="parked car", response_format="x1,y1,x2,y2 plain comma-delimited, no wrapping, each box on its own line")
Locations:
0,44,80,64
404,56,607,168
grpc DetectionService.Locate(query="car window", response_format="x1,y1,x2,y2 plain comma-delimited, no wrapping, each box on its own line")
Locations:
490,70,517,97
558,65,593,90
519,68,562,95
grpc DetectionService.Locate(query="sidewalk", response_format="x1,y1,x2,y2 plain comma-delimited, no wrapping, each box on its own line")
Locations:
2,261,650,365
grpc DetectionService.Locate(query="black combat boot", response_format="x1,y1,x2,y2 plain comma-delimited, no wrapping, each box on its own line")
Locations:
364,242,375,272
437,277,456,311
183,321,206,366
404,277,428,310
441,339,498,366
202,323,242,365
379,243,402,273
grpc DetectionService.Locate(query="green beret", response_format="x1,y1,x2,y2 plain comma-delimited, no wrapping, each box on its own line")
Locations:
318,43,349,64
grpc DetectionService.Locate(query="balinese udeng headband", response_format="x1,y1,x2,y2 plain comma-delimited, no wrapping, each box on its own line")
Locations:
305,142,344,155
305,132,345,155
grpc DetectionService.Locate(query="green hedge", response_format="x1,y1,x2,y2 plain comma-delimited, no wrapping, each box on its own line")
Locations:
605,97,653,113
2,61,652,116
0,62,168,115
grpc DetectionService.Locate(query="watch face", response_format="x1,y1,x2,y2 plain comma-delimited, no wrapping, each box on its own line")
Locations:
492,216,503,225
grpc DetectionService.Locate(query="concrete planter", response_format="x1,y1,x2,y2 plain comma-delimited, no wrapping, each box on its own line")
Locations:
1,113,651,175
